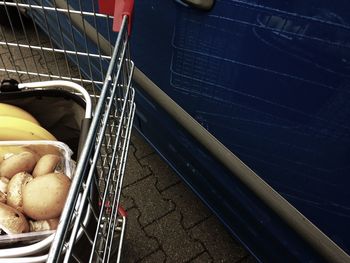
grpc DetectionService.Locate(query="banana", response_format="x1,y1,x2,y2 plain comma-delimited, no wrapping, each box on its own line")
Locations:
0,128,43,141
0,116,56,141
0,103,39,125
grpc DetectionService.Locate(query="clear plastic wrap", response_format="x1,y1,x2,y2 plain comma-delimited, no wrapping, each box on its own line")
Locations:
0,140,74,246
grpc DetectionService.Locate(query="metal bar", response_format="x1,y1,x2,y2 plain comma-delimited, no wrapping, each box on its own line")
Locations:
3,2,31,81
115,215,127,263
13,1,42,81
40,0,62,80
100,63,132,263
103,83,134,262
0,2,131,262
106,100,135,263
88,17,130,262
54,0,112,56
0,68,103,84
0,42,111,59
73,0,93,89
47,15,129,263
51,0,74,83
18,80,92,118
0,2,110,18
87,0,106,88
0,15,20,80
27,2,53,82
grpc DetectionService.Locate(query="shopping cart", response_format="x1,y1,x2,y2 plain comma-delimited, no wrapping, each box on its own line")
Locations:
0,1,135,262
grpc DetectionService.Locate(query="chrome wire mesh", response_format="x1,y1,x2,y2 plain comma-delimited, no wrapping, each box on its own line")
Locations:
49,14,134,263
0,1,134,262
0,0,116,97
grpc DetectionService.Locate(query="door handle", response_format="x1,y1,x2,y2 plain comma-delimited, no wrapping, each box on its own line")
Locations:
175,0,215,11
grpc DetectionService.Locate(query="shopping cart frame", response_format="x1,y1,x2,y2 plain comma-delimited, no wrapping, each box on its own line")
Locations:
0,2,135,262
48,15,135,263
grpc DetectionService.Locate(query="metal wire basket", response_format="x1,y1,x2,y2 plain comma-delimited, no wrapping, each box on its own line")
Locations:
0,1,135,262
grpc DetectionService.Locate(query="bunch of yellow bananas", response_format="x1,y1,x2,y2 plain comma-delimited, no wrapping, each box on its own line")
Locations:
0,103,56,141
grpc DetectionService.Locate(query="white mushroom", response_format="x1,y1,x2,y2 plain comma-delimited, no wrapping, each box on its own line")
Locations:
0,151,37,179
7,172,33,212
0,177,9,203
23,172,71,220
32,154,61,177
29,218,59,232
0,202,29,234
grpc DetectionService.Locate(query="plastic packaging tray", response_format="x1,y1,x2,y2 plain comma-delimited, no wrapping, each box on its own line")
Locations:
0,140,74,246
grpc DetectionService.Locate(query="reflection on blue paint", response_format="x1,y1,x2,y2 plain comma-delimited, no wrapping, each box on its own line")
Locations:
131,0,350,258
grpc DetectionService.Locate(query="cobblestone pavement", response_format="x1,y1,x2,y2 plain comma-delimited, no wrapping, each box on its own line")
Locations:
0,16,255,263
121,132,255,263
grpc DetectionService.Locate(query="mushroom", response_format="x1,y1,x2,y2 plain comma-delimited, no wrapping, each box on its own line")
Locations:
29,218,59,232
32,154,61,177
23,172,71,220
7,172,33,212
0,146,29,165
0,192,5,204
0,202,29,234
0,177,9,203
0,151,37,179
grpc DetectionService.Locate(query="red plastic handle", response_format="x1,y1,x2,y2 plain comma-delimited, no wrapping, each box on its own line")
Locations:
118,206,128,217
113,0,134,35
98,0,134,35
98,0,115,16
98,200,128,217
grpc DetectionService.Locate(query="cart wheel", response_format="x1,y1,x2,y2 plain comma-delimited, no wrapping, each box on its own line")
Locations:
0,2,30,29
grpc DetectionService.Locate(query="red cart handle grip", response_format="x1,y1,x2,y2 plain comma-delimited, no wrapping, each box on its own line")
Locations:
118,206,127,217
113,0,134,35
99,0,134,36
98,200,128,217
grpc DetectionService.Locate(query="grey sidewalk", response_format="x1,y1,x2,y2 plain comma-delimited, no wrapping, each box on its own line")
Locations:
121,131,255,263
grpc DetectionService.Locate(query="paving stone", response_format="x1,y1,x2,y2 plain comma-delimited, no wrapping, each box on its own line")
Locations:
191,252,213,263
144,211,204,263
162,183,211,229
123,176,175,226
123,150,152,187
121,208,159,263
15,54,46,76
139,249,167,263
239,255,257,263
129,142,137,154
131,131,155,159
190,217,247,263
140,153,180,192
120,192,136,211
